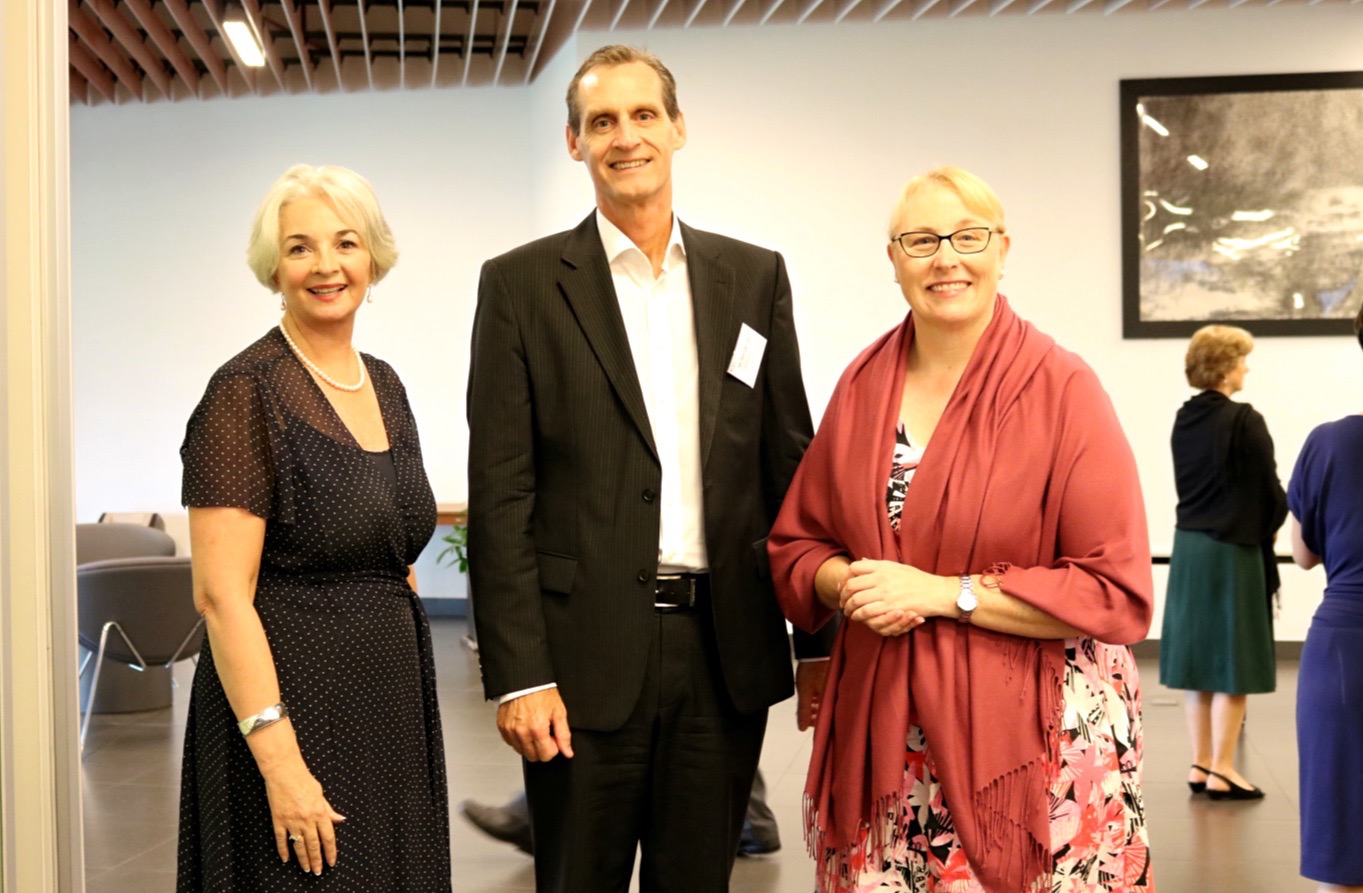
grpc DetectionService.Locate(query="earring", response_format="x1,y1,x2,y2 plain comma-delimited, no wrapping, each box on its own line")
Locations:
999,269,1006,280
366,285,374,304
280,296,285,310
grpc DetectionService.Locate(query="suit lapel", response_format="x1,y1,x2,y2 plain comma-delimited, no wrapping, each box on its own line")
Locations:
559,213,658,459
682,223,736,469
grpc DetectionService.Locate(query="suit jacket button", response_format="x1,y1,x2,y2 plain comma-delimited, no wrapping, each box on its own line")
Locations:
636,570,651,584
642,489,656,502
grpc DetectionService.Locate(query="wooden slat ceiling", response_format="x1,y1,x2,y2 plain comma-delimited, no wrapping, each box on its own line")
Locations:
68,0,1357,105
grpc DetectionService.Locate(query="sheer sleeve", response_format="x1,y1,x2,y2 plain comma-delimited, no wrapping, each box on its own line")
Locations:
375,358,421,452
180,371,277,518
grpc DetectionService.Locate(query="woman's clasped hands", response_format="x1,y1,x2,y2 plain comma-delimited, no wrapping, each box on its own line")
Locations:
839,559,951,637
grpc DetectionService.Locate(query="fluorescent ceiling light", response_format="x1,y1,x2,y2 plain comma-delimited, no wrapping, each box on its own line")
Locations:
224,19,265,68
1187,155,1209,171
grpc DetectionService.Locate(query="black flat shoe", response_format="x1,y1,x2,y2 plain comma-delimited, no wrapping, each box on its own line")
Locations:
1205,771,1265,801
1187,764,1211,794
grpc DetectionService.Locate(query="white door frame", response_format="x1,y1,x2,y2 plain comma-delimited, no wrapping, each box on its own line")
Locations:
1,1,83,891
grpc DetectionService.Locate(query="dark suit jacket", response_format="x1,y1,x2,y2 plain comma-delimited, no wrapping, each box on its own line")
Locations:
467,212,814,731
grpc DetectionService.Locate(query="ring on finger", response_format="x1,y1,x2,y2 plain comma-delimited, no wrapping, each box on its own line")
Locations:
289,833,303,843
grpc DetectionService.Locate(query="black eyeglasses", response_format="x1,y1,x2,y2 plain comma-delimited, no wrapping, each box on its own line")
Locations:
891,227,1000,258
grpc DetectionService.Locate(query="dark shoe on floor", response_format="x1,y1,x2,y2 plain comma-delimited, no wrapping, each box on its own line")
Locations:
736,819,780,857
1205,771,1265,801
459,798,534,854
1187,763,1211,795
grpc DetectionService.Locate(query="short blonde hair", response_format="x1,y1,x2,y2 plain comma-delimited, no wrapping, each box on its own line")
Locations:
888,166,1006,239
246,164,398,292
1185,324,1253,389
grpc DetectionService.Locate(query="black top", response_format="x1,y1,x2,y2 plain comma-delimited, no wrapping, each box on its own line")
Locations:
1171,389,1287,547
181,327,435,575
371,449,398,492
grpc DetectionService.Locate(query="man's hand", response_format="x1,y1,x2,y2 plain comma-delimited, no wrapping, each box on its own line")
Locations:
496,688,574,762
794,660,830,731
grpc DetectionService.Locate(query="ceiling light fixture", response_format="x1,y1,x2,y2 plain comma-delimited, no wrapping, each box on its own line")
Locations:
223,5,266,68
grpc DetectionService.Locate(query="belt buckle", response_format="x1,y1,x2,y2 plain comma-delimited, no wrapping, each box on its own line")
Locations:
654,575,695,610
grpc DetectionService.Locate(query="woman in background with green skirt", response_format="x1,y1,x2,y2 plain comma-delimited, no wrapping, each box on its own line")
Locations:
1161,324,1286,801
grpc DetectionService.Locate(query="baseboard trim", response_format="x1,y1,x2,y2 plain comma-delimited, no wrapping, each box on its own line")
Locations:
1130,639,1303,661
420,597,469,618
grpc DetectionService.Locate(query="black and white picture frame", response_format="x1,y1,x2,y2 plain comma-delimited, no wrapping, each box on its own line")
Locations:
1121,71,1363,338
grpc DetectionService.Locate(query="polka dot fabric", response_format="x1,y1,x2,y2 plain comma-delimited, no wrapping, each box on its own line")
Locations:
176,328,450,892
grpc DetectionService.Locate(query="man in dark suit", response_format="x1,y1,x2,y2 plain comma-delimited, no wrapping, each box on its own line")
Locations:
466,44,815,893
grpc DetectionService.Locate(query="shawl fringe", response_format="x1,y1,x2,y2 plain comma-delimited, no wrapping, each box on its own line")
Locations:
972,762,1052,890
806,790,903,893
969,641,1065,891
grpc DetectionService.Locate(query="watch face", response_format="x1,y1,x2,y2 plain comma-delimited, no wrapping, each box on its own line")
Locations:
957,589,979,613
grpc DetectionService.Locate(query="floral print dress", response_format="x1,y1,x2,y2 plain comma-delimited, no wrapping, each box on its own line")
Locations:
830,423,1154,893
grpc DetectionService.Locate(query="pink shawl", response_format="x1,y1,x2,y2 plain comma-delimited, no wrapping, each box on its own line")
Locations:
768,296,1152,892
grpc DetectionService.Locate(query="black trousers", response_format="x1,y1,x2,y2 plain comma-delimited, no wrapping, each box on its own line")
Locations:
524,609,767,893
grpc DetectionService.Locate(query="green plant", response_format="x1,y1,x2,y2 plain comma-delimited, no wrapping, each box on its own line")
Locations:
437,523,469,573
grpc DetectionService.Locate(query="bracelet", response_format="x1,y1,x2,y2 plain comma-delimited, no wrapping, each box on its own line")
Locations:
237,702,289,737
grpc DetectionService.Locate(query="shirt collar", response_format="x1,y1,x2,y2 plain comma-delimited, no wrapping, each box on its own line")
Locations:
595,209,686,271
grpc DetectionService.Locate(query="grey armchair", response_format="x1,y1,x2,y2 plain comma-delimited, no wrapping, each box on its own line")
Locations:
75,522,175,565
77,555,203,750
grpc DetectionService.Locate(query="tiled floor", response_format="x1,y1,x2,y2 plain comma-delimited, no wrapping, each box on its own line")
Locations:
82,618,1314,892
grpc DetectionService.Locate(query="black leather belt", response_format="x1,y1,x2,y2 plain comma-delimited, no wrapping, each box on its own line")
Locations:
654,573,709,611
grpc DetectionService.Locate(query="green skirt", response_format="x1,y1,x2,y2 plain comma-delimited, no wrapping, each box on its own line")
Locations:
1159,527,1276,694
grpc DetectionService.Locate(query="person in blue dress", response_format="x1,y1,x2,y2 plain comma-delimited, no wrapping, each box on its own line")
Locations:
1288,305,1363,893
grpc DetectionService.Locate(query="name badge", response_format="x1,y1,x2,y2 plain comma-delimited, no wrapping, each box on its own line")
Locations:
727,323,766,388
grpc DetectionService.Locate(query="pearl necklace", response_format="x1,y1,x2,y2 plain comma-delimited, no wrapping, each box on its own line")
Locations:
278,324,367,392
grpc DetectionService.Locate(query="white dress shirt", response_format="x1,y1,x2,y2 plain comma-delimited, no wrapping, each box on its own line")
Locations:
597,210,708,574
498,211,709,704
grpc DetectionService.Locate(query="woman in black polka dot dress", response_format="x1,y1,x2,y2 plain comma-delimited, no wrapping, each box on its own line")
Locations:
176,164,451,892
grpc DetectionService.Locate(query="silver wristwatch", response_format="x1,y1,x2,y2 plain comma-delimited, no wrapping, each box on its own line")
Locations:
237,702,289,737
955,574,977,623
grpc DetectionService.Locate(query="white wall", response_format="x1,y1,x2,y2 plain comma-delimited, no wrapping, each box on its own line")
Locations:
530,37,599,235
71,85,534,597
72,5,1361,633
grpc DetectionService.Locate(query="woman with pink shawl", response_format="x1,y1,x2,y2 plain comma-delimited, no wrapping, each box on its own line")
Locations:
769,167,1155,893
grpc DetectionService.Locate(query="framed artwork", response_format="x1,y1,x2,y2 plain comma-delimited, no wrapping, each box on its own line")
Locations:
1120,71,1363,338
